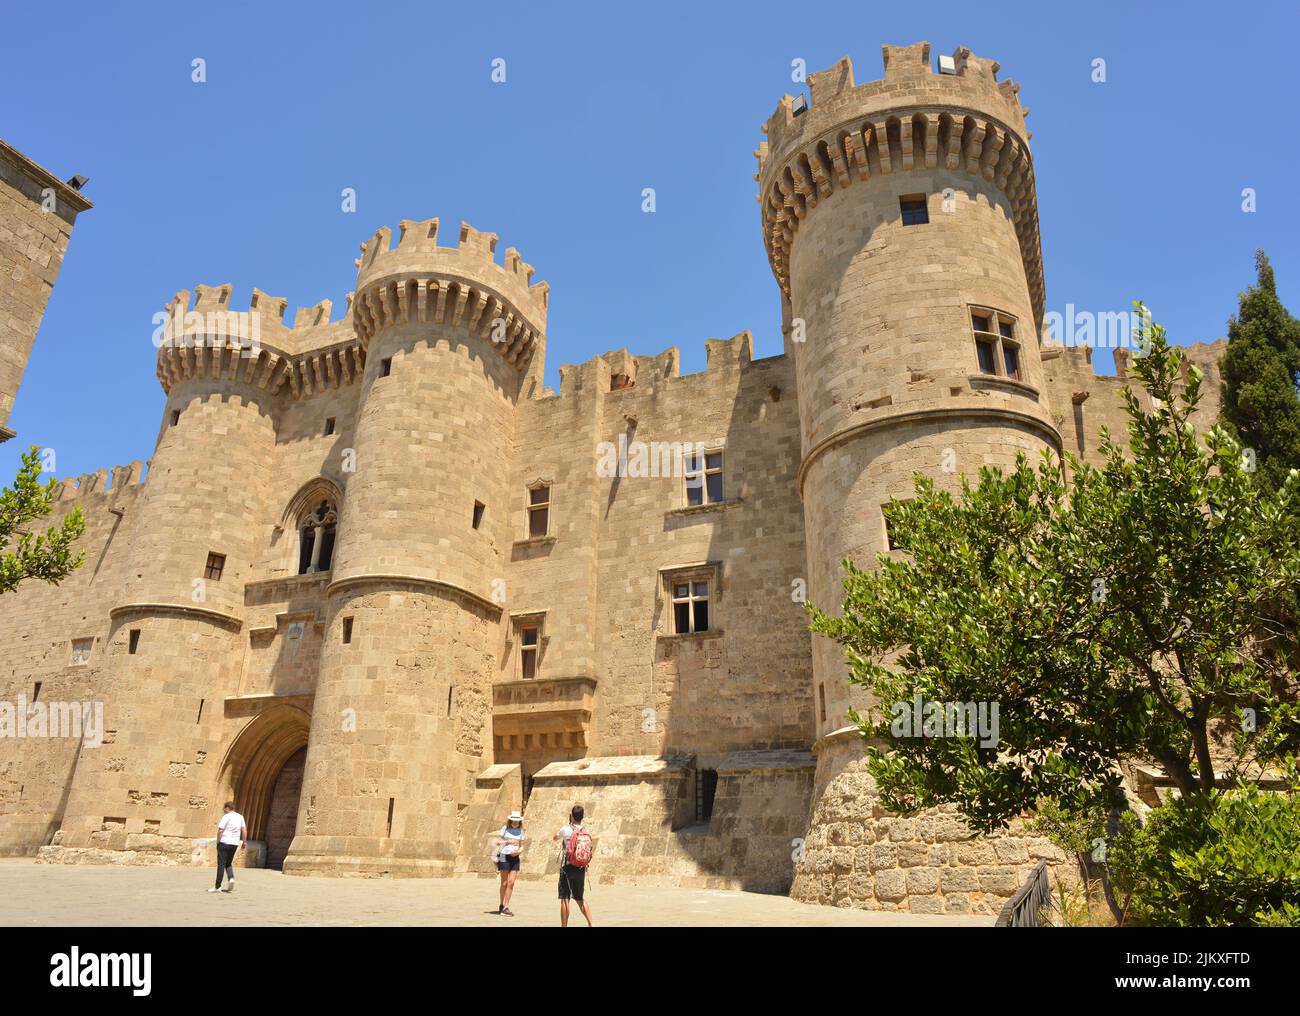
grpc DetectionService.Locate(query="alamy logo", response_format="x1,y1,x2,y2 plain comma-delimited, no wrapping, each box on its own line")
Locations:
0,698,104,748
49,948,151,996
1043,304,1152,353
594,435,708,479
890,693,1000,748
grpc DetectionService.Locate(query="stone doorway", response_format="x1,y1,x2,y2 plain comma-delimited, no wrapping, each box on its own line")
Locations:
264,746,306,870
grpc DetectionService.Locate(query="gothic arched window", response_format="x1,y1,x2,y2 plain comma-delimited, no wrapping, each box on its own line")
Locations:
298,499,338,575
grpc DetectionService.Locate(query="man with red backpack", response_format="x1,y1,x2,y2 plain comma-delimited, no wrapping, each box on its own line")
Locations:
553,804,594,927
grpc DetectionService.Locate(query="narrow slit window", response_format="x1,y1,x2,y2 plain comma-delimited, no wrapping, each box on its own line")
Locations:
380,357,392,377
128,629,141,654
472,501,485,530
342,616,354,644
696,769,718,823
323,417,336,436
170,410,181,427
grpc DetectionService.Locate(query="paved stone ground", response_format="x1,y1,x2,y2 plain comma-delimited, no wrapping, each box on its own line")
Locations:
0,859,993,927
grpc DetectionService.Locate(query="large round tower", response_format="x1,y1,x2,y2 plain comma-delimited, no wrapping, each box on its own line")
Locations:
757,43,1062,907
283,218,548,875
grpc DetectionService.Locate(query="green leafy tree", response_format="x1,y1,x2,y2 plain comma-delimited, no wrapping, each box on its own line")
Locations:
810,311,1300,833
0,445,86,595
1219,250,1300,495
1107,771,1300,926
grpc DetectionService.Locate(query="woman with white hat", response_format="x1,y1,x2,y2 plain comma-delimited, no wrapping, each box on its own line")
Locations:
493,811,526,916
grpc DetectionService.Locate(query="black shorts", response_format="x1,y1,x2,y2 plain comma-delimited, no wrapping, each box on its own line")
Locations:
497,854,520,873
558,863,586,902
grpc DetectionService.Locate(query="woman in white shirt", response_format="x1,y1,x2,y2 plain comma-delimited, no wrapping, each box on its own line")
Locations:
493,811,525,916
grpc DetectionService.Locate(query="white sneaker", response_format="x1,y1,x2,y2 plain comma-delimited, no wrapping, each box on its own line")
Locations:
222,883,234,892
207,888,221,893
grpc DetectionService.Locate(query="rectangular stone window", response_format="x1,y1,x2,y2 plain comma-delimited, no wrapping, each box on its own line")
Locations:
33,681,42,702
204,552,225,581
128,629,141,654
324,417,336,435
819,684,827,723
527,485,550,538
472,500,485,530
971,307,1022,381
671,578,711,634
520,624,539,680
899,195,929,226
170,410,181,427
342,617,354,644
380,357,392,377
70,639,92,665
684,450,724,507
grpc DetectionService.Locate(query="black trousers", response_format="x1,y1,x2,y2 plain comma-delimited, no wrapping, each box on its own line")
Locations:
215,843,238,888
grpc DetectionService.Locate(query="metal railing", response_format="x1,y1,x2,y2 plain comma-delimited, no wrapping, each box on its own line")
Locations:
995,860,1051,927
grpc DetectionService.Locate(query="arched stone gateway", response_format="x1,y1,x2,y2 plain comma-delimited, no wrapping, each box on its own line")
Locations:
219,703,311,868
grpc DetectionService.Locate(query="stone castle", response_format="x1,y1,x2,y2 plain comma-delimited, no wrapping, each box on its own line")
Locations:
0,43,1227,914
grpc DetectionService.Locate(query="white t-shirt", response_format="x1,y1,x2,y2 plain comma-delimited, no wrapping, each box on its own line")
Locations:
218,811,245,846
498,825,524,856
559,823,584,862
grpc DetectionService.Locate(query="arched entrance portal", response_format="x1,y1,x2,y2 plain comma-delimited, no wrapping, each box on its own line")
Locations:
219,703,311,869
264,747,307,869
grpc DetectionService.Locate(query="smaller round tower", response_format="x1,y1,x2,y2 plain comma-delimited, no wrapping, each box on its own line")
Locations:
54,287,291,852
284,218,548,875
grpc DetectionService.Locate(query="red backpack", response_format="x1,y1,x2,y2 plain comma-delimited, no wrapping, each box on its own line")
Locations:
566,825,593,869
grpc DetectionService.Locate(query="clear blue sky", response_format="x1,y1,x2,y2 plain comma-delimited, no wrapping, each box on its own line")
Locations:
2,0,1296,481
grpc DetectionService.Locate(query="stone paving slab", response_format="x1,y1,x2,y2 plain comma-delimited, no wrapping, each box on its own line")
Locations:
0,859,994,927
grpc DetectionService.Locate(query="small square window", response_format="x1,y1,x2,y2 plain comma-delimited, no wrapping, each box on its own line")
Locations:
527,485,550,538
472,501,485,530
204,552,225,581
324,417,336,435
342,617,354,644
380,357,392,377
972,312,993,335
899,196,929,226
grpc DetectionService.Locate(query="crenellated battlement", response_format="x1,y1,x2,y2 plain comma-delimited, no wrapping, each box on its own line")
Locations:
155,285,365,402
550,330,764,401
755,42,1043,327
351,218,548,368
53,460,148,502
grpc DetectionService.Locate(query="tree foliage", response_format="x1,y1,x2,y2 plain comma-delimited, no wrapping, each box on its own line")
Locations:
0,445,86,596
810,311,1300,835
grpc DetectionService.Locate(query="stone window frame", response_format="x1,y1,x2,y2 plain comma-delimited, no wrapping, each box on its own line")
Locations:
508,610,548,680
969,305,1022,382
279,478,345,579
204,551,226,581
658,561,722,638
297,499,339,575
682,445,725,509
524,478,554,541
